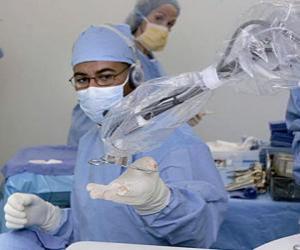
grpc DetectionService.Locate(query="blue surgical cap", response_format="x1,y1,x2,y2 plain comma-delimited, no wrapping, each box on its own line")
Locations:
125,0,180,32
72,24,135,66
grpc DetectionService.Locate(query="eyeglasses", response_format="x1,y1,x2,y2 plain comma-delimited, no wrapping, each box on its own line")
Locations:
69,65,130,89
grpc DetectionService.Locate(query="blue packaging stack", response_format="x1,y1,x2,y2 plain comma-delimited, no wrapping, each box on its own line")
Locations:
269,121,294,148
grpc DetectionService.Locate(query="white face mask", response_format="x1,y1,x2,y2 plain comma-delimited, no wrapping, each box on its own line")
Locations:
77,83,126,124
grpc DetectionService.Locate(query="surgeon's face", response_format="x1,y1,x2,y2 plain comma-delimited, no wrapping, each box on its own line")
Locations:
143,4,178,32
72,61,134,95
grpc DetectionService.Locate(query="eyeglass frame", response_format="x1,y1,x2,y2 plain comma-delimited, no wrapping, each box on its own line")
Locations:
69,65,131,89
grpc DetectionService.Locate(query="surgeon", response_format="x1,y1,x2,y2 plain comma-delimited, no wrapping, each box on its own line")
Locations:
126,0,206,127
67,0,181,146
125,0,180,80
0,24,227,249
286,89,300,183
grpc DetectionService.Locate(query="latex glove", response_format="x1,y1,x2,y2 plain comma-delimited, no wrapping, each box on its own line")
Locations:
4,193,62,231
87,157,170,215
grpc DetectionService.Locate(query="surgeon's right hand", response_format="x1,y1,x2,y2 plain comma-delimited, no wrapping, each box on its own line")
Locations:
4,193,62,232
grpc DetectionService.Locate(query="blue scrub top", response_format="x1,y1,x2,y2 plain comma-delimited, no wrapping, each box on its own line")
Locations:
0,124,228,249
67,50,166,147
286,88,300,183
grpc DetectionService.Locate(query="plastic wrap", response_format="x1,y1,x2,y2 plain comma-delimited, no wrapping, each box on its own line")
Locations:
218,0,300,94
98,1,300,161
101,73,212,158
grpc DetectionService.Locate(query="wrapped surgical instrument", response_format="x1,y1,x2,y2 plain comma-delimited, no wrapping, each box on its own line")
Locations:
90,1,300,166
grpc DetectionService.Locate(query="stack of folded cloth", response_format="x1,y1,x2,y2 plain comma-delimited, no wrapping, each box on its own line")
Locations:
269,121,294,148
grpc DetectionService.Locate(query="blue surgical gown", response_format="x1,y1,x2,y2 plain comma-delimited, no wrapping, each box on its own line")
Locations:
0,124,228,249
286,88,300,183
67,51,166,147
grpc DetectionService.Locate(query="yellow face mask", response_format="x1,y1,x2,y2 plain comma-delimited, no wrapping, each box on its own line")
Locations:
136,21,169,52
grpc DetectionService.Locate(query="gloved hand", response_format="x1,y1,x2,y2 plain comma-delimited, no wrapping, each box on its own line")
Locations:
4,193,62,231
87,157,170,215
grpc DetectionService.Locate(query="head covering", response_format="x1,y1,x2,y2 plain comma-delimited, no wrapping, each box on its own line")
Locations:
0,48,3,59
125,0,180,32
72,24,135,66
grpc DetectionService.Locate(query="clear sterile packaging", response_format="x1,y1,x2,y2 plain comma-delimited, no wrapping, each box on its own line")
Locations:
100,1,300,161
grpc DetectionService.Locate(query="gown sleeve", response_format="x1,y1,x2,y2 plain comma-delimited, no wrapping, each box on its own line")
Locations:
286,89,300,183
138,139,228,248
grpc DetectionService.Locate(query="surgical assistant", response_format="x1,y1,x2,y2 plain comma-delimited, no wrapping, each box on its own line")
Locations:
67,0,179,146
0,24,227,249
286,88,300,183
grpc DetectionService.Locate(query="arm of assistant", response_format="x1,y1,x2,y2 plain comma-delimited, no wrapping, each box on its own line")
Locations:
286,89,300,183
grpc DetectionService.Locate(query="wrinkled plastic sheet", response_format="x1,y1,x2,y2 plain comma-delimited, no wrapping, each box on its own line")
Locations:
101,1,300,159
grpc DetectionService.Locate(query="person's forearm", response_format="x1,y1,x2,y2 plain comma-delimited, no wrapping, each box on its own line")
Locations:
139,183,228,248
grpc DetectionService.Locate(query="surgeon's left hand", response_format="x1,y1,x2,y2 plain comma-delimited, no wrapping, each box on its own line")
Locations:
87,157,170,215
